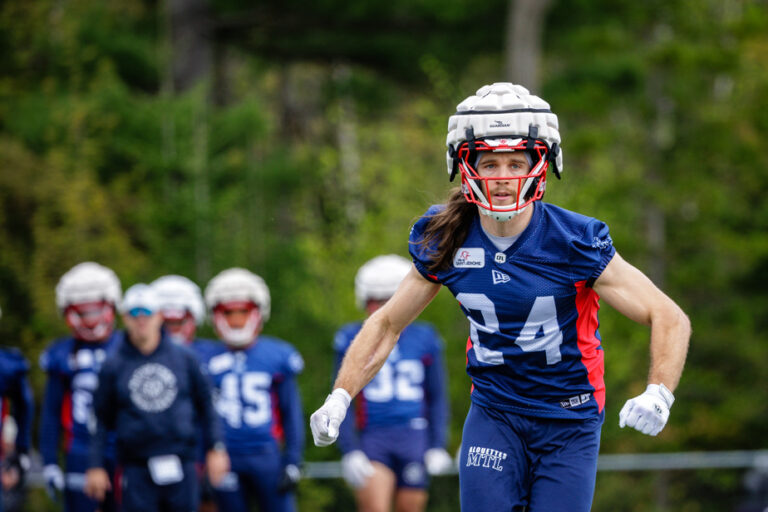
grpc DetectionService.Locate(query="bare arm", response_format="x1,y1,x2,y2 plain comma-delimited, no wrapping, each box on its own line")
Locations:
593,252,691,391
334,266,442,398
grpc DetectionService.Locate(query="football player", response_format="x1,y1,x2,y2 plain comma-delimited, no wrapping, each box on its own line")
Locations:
0,306,34,512
335,255,451,512
151,274,224,512
204,268,305,512
310,83,691,512
39,262,122,512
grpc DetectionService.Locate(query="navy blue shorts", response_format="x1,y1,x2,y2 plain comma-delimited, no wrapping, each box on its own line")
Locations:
213,449,296,512
458,403,603,512
360,424,429,489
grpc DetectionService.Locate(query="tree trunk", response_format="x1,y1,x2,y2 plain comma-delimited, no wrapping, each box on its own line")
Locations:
504,0,552,93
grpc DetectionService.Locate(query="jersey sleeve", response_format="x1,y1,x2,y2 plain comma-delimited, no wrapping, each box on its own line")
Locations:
408,205,444,284
282,345,305,377
38,341,67,466
570,218,616,286
5,351,34,454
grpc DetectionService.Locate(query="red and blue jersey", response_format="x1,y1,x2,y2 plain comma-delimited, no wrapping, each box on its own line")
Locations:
0,347,34,455
39,332,120,465
334,322,448,454
409,201,615,420
204,336,305,465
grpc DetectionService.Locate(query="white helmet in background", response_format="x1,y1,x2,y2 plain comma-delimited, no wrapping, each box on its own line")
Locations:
446,82,563,222
204,268,271,347
55,262,122,341
355,255,412,309
152,275,205,344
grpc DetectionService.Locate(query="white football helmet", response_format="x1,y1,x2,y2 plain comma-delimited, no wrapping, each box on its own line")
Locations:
446,82,563,222
152,275,205,344
55,262,122,341
204,268,270,347
354,255,412,309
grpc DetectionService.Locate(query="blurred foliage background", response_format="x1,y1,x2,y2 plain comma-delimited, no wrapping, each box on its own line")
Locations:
1,0,768,510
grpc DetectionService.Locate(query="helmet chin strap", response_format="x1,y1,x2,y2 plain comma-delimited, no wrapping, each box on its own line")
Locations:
479,202,531,222
215,309,261,347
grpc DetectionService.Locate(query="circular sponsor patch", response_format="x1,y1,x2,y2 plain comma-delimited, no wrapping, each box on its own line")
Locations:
402,462,425,486
128,363,178,412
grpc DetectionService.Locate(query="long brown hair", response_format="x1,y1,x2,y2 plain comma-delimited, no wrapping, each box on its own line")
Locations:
415,187,477,272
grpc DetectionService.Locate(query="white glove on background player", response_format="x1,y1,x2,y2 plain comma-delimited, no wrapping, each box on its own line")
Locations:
43,464,65,499
310,388,352,446
424,447,454,475
341,450,375,488
619,383,675,436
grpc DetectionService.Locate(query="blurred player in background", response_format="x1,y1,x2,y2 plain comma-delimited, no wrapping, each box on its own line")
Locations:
0,306,34,512
85,283,229,512
311,83,691,512
151,274,223,512
334,255,451,512
39,262,122,512
204,268,305,512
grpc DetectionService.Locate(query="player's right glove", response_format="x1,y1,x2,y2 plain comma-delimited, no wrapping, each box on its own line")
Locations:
310,388,351,447
341,450,375,488
619,383,675,436
424,447,454,475
43,464,65,500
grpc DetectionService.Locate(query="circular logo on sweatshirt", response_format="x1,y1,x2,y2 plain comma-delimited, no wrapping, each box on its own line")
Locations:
128,363,178,412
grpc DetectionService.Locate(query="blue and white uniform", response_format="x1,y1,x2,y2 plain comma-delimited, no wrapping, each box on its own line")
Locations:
409,201,615,511
0,347,34,512
205,335,305,512
334,322,448,488
39,332,120,512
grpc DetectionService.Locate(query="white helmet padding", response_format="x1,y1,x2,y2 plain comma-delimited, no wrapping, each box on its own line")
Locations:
55,262,122,312
354,255,412,310
446,83,563,222
151,275,206,325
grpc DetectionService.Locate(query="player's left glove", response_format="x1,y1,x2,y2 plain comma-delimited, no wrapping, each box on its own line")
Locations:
424,448,453,475
619,383,675,436
277,464,301,493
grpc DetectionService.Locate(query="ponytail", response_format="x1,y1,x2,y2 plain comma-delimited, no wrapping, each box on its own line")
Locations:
415,188,477,272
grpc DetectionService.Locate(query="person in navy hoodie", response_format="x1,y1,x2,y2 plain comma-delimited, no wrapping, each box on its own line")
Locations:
85,284,230,512
0,306,34,512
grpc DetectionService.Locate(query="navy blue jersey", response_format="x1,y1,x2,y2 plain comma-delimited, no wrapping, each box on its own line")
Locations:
39,332,121,465
0,348,34,454
204,336,305,465
334,322,448,453
90,333,223,467
409,201,615,420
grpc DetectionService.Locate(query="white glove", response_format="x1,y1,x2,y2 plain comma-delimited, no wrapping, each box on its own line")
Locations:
43,464,65,499
619,383,675,436
341,450,375,488
424,447,454,475
310,388,352,447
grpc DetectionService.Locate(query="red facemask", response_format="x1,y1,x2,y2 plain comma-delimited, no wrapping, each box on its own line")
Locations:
64,301,115,342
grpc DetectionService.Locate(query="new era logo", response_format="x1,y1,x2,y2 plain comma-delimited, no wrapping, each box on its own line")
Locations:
492,270,510,285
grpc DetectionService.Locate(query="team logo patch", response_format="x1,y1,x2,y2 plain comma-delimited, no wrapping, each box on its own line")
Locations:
492,270,510,285
453,248,485,268
403,462,426,485
591,235,613,250
494,252,506,264
465,446,507,472
128,363,178,413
